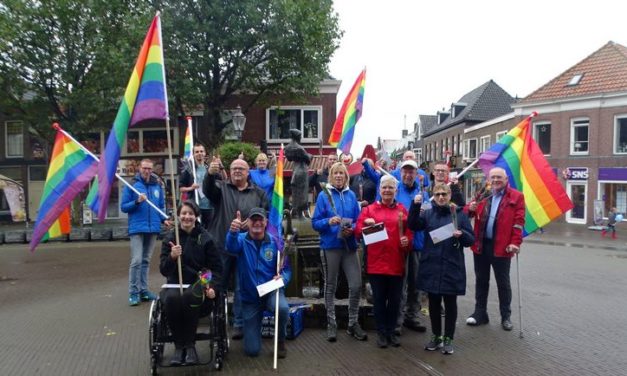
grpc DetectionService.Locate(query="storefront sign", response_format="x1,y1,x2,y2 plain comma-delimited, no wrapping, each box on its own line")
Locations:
564,167,588,180
599,168,627,181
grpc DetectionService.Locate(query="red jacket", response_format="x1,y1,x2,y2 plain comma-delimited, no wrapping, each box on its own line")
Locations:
356,201,413,276
465,186,525,258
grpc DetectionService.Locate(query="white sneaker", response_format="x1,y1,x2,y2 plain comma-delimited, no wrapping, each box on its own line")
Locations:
466,316,477,325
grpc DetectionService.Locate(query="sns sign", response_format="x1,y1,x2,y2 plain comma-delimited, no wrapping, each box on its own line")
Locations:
564,167,589,181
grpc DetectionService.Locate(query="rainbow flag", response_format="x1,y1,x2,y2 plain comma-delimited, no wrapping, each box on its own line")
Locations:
478,112,573,235
30,131,98,251
267,145,284,250
329,68,366,154
183,117,193,160
94,13,168,221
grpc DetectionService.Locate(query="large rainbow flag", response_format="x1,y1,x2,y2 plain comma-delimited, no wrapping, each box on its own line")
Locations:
183,116,193,161
30,130,98,251
94,13,168,221
267,145,284,251
329,68,366,154
478,112,573,235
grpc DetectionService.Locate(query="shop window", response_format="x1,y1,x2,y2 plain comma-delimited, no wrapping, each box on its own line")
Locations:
5,121,24,158
614,115,627,154
570,118,589,155
601,183,627,217
267,106,321,142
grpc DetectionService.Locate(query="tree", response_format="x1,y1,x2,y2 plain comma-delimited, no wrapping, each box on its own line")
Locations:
158,0,342,149
0,0,152,142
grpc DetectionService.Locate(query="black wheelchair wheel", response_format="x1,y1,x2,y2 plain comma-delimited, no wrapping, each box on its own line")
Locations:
148,299,164,375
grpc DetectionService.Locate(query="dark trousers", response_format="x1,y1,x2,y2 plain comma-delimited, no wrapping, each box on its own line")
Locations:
161,286,210,348
222,254,243,328
200,208,213,229
428,293,457,339
369,274,403,336
473,239,512,320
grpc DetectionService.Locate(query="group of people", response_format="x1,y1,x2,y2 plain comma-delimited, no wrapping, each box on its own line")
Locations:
120,143,525,364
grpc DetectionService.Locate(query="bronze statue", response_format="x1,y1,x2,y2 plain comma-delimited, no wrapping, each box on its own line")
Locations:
284,129,311,218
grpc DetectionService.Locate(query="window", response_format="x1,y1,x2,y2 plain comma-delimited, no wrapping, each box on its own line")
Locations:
267,106,322,142
5,121,24,158
463,138,477,159
479,135,491,154
496,130,507,142
570,118,589,155
79,132,102,155
415,148,422,163
533,122,551,155
614,115,627,154
567,73,583,86
121,128,178,156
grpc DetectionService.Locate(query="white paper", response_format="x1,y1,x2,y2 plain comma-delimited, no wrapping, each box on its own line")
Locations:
363,227,389,245
161,284,190,289
256,278,285,297
429,223,455,244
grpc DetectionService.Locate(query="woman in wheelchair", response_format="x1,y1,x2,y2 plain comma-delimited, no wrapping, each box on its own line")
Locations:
159,200,223,366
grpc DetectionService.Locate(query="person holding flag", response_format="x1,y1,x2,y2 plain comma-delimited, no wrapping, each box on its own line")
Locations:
224,208,290,359
180,143,213,226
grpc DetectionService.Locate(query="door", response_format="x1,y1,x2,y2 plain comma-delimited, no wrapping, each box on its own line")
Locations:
566,182,587,224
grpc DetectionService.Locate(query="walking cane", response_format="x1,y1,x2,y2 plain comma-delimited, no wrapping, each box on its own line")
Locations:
516,253,523,339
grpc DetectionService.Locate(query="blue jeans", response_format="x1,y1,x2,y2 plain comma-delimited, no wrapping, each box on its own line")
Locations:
129,233,157,295
241,290,289,357
223,255,243,328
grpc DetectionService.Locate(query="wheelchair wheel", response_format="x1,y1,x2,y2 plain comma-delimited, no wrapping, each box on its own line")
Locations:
148,299,164,375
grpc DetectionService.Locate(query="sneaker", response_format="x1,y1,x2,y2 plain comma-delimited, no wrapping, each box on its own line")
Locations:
129,294,140,306
327,323,337,342
502,318,513,331
277,341,287,358
170,347,184,366
184,345,199,365
441,336,454,354
424,335,443,351
140,290,158,302
403,320,427,333
231,326,243,340
376,332,388,348
347,323,368,341
388,333,400,347
466,312,489,326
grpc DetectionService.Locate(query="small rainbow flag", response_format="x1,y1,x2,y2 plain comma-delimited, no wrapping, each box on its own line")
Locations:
478,112,573,235
94,13,168,221
183,116,193,160
30,130,98,251
267,145,284,250
329,68,366,154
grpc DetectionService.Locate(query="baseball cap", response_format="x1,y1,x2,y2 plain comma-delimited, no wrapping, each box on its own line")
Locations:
247,207,267,219
400,160,418,169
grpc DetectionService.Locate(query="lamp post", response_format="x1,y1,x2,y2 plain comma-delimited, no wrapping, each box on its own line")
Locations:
232,105,247,139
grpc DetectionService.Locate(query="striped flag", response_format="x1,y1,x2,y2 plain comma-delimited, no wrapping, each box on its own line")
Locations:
267,145,284,250
183,116,193,161
329,69,366,154
94,13,168,221
30,130,98,251
478,112,573,235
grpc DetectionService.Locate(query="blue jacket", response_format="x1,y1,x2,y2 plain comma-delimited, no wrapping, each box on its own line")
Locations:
120,173,166,235
394,182,430,251
391,167,430,189
249,169,274,201
408,202,475,296
225,231,292,303
312,184,361,251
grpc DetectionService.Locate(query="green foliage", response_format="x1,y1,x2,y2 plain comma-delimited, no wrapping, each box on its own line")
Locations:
217,142,259,170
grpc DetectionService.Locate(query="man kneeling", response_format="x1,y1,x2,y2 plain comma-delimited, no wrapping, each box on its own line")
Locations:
225,207,290,358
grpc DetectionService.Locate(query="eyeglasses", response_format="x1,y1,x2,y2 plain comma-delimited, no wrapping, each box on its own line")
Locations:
434,169,448,173
433,192,448,197
141,167,153,170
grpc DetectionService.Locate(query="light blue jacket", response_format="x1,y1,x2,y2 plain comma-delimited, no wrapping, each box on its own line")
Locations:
120,173,166,235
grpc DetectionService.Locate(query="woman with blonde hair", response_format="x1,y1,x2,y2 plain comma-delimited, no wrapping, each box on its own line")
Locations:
249,152,275,200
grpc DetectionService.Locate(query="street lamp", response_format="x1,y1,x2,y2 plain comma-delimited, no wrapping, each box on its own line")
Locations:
232,105,246,139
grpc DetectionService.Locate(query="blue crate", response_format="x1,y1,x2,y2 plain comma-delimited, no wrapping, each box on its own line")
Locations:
261,303,308,340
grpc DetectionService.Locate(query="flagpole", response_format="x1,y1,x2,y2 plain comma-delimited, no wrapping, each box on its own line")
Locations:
273,243,281,370
52,123,168,220
186,116,201,210
454,158,479,180
516,253,524,339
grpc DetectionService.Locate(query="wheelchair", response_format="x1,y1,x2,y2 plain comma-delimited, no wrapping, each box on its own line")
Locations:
148,287,229,374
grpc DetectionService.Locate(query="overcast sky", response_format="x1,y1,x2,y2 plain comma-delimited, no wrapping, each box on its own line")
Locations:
328,0,627,155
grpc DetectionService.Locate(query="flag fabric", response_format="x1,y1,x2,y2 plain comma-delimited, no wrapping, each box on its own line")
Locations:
30,131,98,251
183,117,193,160
329,68,366,154
478,112,573,235
94,13,168,221
267,145,284,251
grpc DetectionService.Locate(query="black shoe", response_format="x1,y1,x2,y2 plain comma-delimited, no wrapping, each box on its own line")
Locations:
394,326,402,336
376,332,388,348
184,346,199,365
502,318,513,331
231,326,243,340
388,334,401,347
278,341,287,358
170,348,185,366
403,320,427,333
347,323,368,341
466,312,489,326
327,323,337,342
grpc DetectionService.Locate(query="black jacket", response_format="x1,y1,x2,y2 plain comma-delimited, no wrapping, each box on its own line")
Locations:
349,172,377,204
160,224,223,288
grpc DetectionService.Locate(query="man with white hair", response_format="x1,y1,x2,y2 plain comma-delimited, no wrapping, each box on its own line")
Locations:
390,151,430,189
